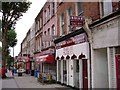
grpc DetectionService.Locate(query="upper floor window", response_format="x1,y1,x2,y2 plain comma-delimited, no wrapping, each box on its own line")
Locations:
44,10,47,23
52,2,55,16
60,13,64,35
100,0,112,17
35,22,38,33
77,2,83,16
59,0,64,4
40,18,42,29
37,20,39,30
48,5,50,20
52,24,55,36
48,28,50,35
44,31,46,35
67,7,72,33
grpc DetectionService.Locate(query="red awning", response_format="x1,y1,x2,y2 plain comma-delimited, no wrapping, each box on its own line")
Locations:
36,54,54,63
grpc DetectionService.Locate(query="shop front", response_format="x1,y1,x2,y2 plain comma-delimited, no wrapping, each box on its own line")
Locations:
30,58,34,76
34,48,56,83
55,29,90,88
23,56,30,74
90,14,120,88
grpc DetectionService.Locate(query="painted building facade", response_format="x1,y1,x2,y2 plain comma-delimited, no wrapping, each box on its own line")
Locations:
54,2,91,88
87,1,120,88
34,1,57,81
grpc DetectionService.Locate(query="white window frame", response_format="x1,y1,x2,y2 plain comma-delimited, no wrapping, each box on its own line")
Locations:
52,24,55,36
51,2,55,16
100,0,112,17
40,18,42,29
67,7,72,34
60,13,64,36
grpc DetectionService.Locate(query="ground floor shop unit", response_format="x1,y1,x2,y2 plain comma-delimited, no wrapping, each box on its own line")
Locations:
34,48,57,82
90,13,120,88
54,29,91,89
56,42,90,89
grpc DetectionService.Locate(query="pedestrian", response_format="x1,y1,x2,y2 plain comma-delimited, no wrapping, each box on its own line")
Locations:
1,66,7,78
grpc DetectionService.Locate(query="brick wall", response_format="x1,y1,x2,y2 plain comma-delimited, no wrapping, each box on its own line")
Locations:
57,2,76,36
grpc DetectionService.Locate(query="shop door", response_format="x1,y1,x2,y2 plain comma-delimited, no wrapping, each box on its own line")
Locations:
68,60,74,86
74,60,79,88
115,55,120,89
63,60,67,84
82,59,88,89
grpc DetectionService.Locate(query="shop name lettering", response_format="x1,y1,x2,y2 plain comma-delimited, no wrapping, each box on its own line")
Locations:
56,33,87,49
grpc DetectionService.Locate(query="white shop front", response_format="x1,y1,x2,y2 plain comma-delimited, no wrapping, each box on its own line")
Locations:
55,31,90,88
90,13,120,88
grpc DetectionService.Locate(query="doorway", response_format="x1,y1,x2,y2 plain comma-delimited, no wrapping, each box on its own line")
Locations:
74,60,79,88
82,59,88,89
63,60,67,84
115,55,120,89
58,60,61,82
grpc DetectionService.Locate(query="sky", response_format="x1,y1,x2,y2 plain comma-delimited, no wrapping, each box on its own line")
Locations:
10,0,47,57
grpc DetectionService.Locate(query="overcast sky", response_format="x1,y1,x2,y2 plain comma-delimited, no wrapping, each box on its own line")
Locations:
10,0,46,57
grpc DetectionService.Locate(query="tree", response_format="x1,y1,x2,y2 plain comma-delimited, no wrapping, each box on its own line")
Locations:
1,2,31,67
7,29,17,62
8,29,17,47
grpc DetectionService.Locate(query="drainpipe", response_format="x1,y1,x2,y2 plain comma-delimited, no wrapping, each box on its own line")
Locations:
83,17,93,89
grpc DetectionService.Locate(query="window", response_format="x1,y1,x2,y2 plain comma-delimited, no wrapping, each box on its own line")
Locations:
67,7,72,33
44,31,46,35
59,0,64,4
52,25,55,36
44,10,47,23
52,2,55,16
40,18,42,29
44,31,46,48
48,28,50,35
37,20,39,30
60,13,64,35
48,29,50,47
77,2,83,16
48,5,50,20
100,0,112,16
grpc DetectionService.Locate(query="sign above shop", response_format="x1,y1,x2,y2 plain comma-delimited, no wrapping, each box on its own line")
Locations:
56,33,87,49
70,16,85,27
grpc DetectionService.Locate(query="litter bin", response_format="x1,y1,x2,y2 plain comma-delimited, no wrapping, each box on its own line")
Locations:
34,70,38,78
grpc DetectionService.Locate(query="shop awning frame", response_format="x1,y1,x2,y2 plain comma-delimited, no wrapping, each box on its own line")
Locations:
36,54,54,63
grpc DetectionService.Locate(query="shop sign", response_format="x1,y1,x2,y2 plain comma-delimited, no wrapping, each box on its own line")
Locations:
70,16,85,27
56,33,87,49
63,46,73,55
34,48,55,58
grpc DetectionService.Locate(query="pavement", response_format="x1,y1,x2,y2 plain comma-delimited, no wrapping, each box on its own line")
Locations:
1,71,74,90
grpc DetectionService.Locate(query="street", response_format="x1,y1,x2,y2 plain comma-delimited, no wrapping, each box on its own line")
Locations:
1,71,74,90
